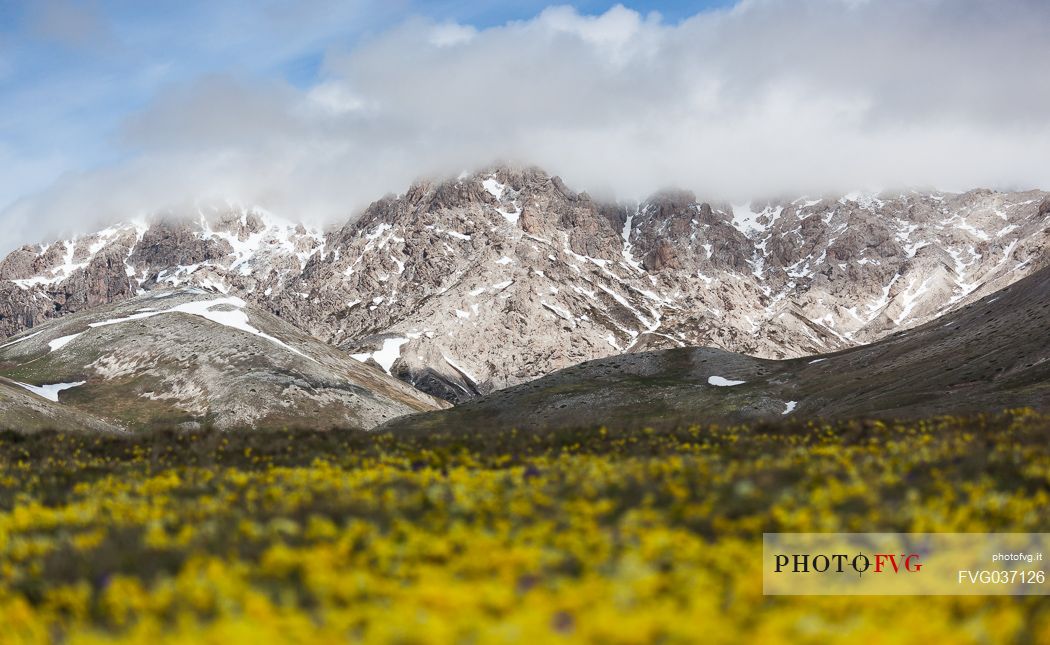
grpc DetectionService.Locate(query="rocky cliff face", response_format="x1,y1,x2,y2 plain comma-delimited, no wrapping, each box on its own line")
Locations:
380,262,1050,433
0,212,325,338
2,168,1047,403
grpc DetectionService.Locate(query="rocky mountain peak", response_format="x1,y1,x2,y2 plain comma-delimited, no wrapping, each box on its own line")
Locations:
1,171,1047,405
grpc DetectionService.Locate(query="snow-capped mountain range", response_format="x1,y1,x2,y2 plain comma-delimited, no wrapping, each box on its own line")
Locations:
2,166,1048,403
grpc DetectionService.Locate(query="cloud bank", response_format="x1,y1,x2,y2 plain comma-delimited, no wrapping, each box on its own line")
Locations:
4,0,1050,251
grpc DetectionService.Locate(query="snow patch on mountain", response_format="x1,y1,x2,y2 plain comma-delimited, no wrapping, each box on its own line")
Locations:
11,380,86,402
49,334,82,352
708,376,746,387
352,337,409,374
0,330,44,349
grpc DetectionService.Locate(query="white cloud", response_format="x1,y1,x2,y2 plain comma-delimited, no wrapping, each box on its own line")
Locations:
4,0,1050,252
428,22,477,47
305,82,366,115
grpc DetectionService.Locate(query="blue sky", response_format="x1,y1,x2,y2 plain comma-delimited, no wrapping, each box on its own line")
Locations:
1,0,1047,252
0,1,730,214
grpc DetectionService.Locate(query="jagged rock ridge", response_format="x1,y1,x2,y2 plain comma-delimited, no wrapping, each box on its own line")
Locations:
1,168,1047,403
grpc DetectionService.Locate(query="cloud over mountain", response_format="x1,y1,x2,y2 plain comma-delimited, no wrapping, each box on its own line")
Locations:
4,0,1049,251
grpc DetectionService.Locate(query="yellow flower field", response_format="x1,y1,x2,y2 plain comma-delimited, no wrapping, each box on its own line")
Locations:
1,410,1049,643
